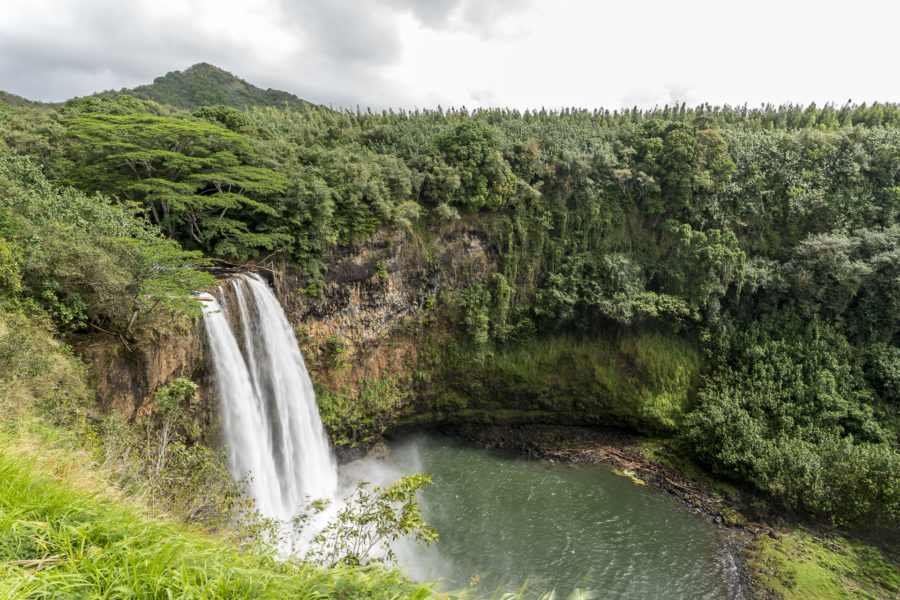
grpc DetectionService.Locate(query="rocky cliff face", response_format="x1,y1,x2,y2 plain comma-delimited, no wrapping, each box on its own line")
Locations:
276,223,494,359
71,220,496,447
74,323,215,430
267,221,497,451
275,222,494,382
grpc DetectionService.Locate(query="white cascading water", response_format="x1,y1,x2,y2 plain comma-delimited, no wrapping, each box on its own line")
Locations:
201,273,337,521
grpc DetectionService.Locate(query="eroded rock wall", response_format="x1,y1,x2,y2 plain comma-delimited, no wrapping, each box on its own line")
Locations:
276,223,495,386
74,323,214,429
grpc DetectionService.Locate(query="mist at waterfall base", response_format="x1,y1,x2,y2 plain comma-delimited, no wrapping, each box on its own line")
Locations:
202,275,740,598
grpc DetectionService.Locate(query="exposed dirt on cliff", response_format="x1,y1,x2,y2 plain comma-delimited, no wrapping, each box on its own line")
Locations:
72,325,216,439
258,222,495,446
275,222,494,366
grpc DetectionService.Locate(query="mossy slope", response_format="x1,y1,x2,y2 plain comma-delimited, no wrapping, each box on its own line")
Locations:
418,330,701,434
747,529,900,600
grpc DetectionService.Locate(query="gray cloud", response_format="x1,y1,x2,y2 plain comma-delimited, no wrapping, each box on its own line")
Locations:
383,0,459,28
455,0,533,38
469,88,500,106
664,83,697,108
0,3,239,101
385,0,533,38
280,0,401,66
0,0,536,106
0,0,893,112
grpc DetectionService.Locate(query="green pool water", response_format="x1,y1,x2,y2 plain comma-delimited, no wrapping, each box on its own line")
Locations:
341,434,741,599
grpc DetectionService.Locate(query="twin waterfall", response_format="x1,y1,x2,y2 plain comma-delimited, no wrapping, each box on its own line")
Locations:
201,274,337,520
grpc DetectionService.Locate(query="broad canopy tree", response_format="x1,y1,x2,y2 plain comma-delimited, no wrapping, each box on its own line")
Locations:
0,153,213,341
64,113,289,258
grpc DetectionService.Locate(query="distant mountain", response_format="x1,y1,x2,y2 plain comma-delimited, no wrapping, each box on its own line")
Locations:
0,90,52,108
94,63,319,111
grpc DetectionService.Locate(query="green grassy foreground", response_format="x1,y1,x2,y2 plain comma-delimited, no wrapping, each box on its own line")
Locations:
0,437,434,600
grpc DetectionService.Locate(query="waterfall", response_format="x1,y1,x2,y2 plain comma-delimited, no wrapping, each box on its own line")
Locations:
201,273,337,521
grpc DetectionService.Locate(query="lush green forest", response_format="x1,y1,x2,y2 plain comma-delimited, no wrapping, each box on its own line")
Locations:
1,72,898,550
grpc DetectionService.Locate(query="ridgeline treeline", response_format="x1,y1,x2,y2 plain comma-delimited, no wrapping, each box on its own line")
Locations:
1,80,898,543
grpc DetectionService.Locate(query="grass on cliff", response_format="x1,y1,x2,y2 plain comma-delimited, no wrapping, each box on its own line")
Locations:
0,303,241,524
0,305,93,428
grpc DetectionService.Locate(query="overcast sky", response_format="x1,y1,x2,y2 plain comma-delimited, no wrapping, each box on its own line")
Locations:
2,0,898,111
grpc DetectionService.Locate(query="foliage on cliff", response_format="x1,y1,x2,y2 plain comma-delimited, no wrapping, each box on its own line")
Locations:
0,133,250,553
0,151,213,340
2,84,899,535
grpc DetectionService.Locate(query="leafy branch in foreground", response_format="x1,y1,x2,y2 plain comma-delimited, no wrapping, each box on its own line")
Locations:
290,474,437,567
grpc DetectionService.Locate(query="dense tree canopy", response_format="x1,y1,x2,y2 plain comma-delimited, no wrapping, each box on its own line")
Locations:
64,112,289,258
0,152,212,340
1,92,899,533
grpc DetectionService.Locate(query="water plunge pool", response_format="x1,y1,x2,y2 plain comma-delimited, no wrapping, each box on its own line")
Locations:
342,434,741,599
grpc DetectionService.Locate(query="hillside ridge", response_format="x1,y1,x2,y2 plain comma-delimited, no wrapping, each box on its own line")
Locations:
1,63,319,110
89,62,319,111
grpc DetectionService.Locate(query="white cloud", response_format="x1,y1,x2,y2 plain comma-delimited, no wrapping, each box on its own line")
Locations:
0,0,897,110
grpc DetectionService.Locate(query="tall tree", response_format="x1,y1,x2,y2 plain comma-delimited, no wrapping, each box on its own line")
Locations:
65,113,288,258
